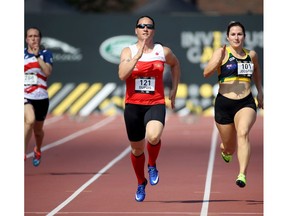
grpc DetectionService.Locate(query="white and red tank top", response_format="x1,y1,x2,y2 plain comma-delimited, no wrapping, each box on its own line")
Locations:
125,43,166,105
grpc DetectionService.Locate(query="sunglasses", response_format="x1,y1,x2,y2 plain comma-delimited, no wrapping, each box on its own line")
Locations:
136,24,154,29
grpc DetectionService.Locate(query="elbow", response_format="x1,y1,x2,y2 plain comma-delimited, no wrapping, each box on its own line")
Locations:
118,73,126,81
203,70,212,78
44,69,52,77
118,71,123,81
118,68,131,81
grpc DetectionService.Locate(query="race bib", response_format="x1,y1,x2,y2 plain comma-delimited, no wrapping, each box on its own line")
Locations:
237,62,254,77
135,77,155,94
24,73,38,85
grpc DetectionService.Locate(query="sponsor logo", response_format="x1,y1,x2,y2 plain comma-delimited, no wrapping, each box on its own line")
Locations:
41,37,83,62
151,176,159,185
99,35,137,64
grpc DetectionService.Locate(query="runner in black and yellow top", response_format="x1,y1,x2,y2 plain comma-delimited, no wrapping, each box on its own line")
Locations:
203,21,263,188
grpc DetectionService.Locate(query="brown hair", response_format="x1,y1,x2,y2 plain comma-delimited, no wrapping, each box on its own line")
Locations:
226,21,246,37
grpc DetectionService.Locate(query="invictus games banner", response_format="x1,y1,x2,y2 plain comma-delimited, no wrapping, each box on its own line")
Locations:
25,14,263,116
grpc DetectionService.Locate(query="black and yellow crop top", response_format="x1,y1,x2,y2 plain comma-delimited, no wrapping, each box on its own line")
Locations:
218,46,254,83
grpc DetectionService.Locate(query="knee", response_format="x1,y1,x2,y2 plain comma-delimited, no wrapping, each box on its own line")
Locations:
237,128,249,140
146,135,160,145
131,146,144,156
25,116,35,127
131,140,145,156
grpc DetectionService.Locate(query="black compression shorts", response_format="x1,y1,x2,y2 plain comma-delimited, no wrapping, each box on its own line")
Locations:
124,103,166,142
24,98,49,121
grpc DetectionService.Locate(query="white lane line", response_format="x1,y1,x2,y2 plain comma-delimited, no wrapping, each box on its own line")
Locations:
200,123,218,216
45,115,171,215
26,116,116,158
26,211,263,215
44,115,64,126
46,146,131,216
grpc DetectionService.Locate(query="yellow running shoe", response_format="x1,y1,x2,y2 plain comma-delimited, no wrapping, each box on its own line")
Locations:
236,173,246,188
221,152,232,163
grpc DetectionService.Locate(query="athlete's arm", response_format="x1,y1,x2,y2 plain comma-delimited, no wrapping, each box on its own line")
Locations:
203,45,226,78
118,39,146,81
250,50,263,109
164,47,181,109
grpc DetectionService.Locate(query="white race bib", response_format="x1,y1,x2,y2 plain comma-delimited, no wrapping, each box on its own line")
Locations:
24,73,38,85
237,62,254,77
135,77,155,94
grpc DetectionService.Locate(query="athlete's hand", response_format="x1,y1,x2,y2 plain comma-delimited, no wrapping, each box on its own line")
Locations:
221,44,226,59
32,44,40,56
257,92,263,109
135,38,146,60
169,89,177,109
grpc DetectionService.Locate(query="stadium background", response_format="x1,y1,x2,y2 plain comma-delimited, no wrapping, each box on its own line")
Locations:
24,0,263,117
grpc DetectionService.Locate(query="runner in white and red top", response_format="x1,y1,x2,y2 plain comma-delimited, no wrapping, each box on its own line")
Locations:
118,16,181,202
24,27,53,167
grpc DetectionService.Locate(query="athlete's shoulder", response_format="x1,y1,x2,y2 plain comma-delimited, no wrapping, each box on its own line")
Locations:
42,49,53,55
243,47,251,54
128,43,137,49
248,49,258,61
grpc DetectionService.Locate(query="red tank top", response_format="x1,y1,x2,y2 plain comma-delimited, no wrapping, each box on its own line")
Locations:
125,43,166,105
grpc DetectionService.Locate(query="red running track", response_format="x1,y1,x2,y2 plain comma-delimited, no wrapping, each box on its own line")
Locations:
25,113,263,216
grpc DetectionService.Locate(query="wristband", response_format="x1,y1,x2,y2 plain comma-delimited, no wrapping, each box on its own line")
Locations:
35,54,41,58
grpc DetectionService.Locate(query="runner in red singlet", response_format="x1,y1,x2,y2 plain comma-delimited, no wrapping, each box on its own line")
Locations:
118,15,181,202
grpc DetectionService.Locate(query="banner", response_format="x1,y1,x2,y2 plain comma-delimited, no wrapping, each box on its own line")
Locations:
25,14,263,116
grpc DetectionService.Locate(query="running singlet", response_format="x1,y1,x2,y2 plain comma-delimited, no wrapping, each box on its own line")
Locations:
125,43,166,105
218,46,254,83
24,48,53,100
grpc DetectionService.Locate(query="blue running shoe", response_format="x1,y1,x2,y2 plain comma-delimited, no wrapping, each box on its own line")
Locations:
148,165,159,186
135,179,147,202
33,147,41,167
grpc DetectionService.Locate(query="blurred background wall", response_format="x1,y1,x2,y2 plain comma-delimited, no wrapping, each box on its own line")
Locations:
24,0,263,117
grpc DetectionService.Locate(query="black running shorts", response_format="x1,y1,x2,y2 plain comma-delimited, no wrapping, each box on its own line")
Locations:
124,103,166,142
214,93,256,124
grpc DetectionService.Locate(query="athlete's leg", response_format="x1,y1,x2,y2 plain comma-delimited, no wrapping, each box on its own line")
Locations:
216,122,237,156
234,107,257,175
131,140,146,184
146,120,163,166
33,120,45,153
24,104,35,154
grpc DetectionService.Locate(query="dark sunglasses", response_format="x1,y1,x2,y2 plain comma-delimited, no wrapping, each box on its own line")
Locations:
136,24,154,29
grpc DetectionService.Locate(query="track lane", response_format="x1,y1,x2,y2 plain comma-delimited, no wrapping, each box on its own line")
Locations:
25,114,263,215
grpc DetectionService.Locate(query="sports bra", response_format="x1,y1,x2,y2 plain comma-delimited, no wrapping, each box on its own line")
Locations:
218,46,254,83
